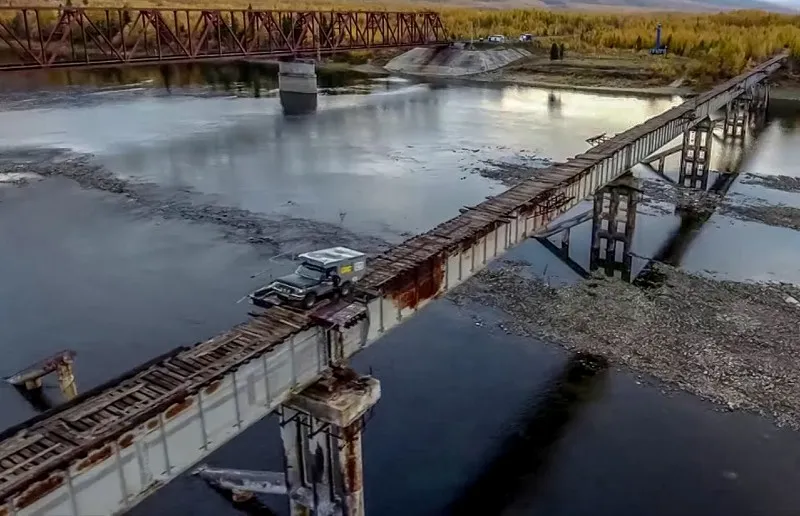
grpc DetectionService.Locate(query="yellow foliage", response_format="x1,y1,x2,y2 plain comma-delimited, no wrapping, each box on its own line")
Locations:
435,8,798,78
2,0,798,80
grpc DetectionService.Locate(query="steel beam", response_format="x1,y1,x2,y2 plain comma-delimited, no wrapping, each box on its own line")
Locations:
0,7,448,71
679,117,714,189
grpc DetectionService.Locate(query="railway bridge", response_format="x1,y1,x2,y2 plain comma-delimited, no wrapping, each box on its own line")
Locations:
0,6,448,113
0,49,788,516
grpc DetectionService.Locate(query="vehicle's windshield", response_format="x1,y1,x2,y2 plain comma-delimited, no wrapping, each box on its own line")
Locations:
296,264,324,281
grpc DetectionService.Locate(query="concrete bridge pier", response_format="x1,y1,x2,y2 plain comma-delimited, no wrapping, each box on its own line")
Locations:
280,367,380,516
722,99,750,139
279,59,318,116
590,174,641,282
679,117,714,189
192,367,379,515
748,82,770,128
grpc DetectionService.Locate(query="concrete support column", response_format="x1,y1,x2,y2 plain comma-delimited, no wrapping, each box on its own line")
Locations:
680,117,713,189
280,368,380,516
749,82,770,128
723,99,749,139
279,59,318,116
590,174,640,282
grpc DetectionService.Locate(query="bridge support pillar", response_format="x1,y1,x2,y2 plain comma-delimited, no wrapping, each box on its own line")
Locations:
748,81,770,128
723,99,749,139
280,367,380,516
279,59,318,116
679,117,713,189
590,174,640,282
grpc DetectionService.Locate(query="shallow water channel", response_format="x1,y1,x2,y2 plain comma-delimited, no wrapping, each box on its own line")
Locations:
0,63,799,515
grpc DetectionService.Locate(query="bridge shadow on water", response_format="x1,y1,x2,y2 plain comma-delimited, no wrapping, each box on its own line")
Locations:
445,353,609,516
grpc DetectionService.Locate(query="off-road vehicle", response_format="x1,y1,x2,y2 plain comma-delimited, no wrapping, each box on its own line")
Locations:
249,247,366,310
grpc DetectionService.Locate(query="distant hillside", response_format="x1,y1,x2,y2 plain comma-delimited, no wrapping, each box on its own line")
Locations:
438,0,796,12
552,0,798,12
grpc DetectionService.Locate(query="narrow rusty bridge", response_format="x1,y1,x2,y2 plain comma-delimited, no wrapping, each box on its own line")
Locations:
0,51,788,516
0,6,447,71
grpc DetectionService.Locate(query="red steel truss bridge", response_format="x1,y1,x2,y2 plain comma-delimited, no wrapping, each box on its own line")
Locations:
0,6,448,71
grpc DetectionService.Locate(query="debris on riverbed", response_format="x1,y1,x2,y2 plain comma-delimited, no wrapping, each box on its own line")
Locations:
450,263,800,429
0,148,392,255
740,173,800,194
0,171,41,187
639,178,725,215
720,203,800,232
472,155,552,186
639,176,800,232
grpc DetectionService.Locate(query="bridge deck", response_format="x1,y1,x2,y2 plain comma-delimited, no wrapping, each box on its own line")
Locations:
0,306,312,507
0,52,787,514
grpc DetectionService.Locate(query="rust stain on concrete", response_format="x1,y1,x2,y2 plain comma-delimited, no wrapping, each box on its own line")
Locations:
341,426,363,493
76,445,113,472
391,257,445,311
118,433,135,449
164,397,193,420
14,475,63,509
204,381,221,395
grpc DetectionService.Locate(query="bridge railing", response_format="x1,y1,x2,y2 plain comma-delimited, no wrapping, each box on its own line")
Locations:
0,7,448,71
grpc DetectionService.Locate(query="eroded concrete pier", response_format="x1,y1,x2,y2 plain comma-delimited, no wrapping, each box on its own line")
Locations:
590,175,641,281
679,117,714,189
196,367,379,516
279,60,318,116
281,367,379,516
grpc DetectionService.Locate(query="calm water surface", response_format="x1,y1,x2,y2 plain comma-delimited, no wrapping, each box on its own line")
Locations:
0,65,799,516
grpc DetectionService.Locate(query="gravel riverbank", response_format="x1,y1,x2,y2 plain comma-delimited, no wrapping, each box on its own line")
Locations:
638,176,800,232
740,173,800,194
0,149,391,256
451,263,800,429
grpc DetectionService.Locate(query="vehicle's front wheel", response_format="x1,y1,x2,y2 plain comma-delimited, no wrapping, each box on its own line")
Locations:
302,293,317,310
339,282,353,299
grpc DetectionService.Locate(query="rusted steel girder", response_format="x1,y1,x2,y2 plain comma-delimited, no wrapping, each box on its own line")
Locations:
0,7,448,71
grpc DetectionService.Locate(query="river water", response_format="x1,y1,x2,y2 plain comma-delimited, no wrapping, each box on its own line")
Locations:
1,64,799,515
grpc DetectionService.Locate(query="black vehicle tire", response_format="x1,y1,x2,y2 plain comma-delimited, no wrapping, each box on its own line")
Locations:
302,293,317,310
339,282,353,299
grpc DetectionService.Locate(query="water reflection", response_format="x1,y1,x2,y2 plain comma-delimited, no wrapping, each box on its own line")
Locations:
0,60,383,98
0,66,683,241
447,353,609,515
547,91,562,118
538,107,773,286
